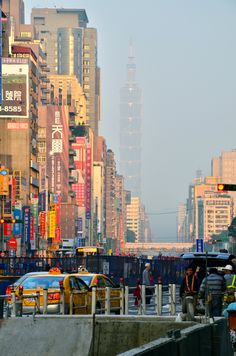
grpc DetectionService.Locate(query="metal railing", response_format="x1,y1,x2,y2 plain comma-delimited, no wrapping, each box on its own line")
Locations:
0,284,179,318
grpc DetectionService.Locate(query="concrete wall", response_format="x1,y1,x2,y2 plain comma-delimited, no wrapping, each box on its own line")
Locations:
118,318,233,356
0,315,233,356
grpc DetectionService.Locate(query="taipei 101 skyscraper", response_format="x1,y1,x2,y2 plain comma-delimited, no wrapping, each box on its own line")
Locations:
120,44,142,198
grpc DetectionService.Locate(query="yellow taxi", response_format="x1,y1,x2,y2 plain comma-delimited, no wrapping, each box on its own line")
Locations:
8,267,90,315
75,269,121,314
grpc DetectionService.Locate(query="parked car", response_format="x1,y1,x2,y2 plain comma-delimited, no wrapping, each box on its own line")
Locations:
8,268,89,315
75,270,121,314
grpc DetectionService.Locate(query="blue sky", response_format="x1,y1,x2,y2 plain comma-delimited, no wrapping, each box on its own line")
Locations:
25,0,236,241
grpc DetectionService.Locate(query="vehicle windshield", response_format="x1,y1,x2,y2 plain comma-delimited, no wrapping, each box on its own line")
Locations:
79,275,92,286
21,276,64,289
13,272,49,286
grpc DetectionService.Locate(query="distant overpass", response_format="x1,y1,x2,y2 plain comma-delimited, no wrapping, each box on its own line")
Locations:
125,242,193,255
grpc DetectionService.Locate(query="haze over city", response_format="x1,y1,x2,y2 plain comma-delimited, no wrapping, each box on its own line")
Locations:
25,0,236,241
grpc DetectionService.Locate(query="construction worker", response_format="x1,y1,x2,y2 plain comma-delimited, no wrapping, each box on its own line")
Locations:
223,265,236,305
198,267,226,317
180,266,199,315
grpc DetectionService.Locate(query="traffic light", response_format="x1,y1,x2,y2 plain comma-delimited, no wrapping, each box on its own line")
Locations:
217,183,236,192
0,219,20,223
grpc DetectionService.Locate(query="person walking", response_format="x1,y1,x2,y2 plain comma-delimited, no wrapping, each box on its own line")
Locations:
223,265,236,306
198,267,226,317
133,278,142,314
142,262,153,304
180,266,199,316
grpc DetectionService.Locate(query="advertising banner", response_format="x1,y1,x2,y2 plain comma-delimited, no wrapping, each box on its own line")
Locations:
3,223,12,238
11,177,16,206
13,208,22,236
72,138,86,207
30,214,35,250
38,190,46,212
22,206,30,244
0,60,29,118
39,212,46,238
77,217,83,233
85,145,91,219
48,204,56,239
31,196,39,228
44,106,69,202
56,195,61,226
0,168,9,195
55,227,61,243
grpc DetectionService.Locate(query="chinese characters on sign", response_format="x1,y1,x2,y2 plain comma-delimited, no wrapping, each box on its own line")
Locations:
86,145,91,219
0,61,29,118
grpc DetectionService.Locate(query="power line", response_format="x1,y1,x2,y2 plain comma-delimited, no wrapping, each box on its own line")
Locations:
146,208,194,216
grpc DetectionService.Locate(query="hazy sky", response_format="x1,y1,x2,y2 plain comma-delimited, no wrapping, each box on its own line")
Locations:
24,0,236,241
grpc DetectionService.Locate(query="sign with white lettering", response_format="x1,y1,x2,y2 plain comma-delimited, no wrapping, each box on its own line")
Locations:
0,62,29,118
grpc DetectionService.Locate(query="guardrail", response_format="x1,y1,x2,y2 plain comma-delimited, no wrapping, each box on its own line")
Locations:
0,284,179,318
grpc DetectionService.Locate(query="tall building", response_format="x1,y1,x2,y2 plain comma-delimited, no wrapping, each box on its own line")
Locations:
196,192,233,240
31,8,100,136
177,203,186,242
120,44,142,198
126,196,141,242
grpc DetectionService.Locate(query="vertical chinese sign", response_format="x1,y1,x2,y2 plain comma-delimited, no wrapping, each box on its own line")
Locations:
85,144,91,219
22,206,30,248
46,106,69,202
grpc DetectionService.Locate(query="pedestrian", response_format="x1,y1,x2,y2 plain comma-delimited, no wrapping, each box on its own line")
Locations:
223,265,236,306
133,278,142,314
142,262,153,304
198,267,226,317
179,266,199,315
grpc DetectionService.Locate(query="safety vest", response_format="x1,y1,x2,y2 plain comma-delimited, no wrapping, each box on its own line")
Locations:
185,275,196,294
227,275,236,289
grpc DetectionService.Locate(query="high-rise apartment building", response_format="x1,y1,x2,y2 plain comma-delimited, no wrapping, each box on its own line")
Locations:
126,196,141,242
31,8,100,136
120,44,141,198
177,203,186,242
196,192,233,240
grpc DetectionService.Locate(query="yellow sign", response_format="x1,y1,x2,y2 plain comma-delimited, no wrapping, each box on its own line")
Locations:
0,169,9,195
48,210,56,238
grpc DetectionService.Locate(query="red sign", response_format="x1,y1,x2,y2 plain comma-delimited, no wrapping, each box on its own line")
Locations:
55,227,61,242
39,212,46,237
30,215,34,241
56,195,61,225
7,238,17,250
4,223,12,237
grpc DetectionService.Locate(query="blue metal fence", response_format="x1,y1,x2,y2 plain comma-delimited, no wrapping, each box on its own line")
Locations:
0,255,187,287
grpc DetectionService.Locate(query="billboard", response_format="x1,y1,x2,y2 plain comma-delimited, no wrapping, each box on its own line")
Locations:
43,106,69,202
0,59,29,118
72,137,86,207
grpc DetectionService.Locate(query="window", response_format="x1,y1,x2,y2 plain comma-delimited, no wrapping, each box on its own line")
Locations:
103,278,114,287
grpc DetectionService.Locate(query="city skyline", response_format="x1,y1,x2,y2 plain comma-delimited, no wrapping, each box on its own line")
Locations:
25,0,236,241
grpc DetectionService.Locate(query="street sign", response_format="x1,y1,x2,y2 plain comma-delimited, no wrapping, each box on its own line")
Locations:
7,237,17,251
196,239,204,253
